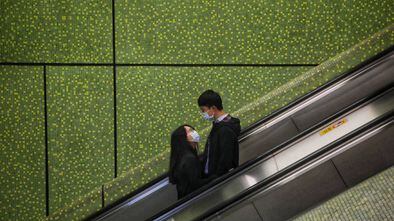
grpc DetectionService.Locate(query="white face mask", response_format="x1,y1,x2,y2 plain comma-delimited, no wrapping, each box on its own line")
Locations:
202,111,214,121
190,130,201,143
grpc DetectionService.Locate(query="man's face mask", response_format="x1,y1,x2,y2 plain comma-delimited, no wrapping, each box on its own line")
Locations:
201,107,214,121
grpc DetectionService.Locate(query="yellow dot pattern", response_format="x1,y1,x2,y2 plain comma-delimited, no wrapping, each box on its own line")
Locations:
234,25,394,132
46,66,114,213
0,66,46,221
46,187,102,221
0,0,112,63
116,0,393,64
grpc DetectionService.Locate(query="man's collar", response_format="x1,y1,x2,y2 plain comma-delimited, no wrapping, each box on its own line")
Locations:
215,113,229,123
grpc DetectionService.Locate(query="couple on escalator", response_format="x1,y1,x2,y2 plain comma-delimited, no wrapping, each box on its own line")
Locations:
168,90,241,199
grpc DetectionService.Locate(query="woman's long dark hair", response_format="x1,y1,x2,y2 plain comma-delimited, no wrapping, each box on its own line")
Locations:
169,124,198,184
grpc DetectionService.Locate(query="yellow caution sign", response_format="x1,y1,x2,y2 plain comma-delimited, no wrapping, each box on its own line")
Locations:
320,118,348,136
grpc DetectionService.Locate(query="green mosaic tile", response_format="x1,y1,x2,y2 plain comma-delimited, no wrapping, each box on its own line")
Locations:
117,66,308,174
116,0,394,64
46,66,114,213
294,166,394,221
0,66,46,221
0,0,112,63
45,186,102,221
235,24,394,127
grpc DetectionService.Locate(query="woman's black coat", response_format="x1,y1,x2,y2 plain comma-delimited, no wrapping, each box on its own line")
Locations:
173,151,214,199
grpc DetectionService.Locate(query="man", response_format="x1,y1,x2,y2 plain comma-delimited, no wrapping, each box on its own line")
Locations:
198,90,241,178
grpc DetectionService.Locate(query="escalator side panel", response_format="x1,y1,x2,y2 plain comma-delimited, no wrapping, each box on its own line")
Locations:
104,184,177,221
292,56,394,132
216,122,393,221
239,118,299,164
251,161,346,221
383,136,394,165
332,124,394,187
213,203,263,221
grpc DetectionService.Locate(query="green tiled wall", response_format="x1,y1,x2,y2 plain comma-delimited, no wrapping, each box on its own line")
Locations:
0,66,46,221
46,186,102,221
1,1,392,64
1,0,393,220
46,66,114,213
115,0,393,64
234,26,394,127
0,0,112,63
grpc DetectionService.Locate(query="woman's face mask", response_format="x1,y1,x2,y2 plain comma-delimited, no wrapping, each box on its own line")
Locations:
189,130,201,143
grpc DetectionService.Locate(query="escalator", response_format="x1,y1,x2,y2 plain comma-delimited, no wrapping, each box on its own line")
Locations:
90,48,394,221
153,84,394,221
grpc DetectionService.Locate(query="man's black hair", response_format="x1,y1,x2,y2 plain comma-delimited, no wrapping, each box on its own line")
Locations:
198,90,223,110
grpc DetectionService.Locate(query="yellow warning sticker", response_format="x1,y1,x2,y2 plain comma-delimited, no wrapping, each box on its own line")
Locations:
319,118,348,136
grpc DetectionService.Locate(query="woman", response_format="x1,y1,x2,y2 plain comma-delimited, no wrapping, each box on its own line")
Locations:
169,124,215,199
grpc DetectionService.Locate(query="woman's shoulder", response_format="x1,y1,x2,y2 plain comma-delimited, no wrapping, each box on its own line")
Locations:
182,152,198,161
179,153,199,167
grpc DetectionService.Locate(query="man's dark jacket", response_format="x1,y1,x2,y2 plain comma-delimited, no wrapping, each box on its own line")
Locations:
201,115,241,178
